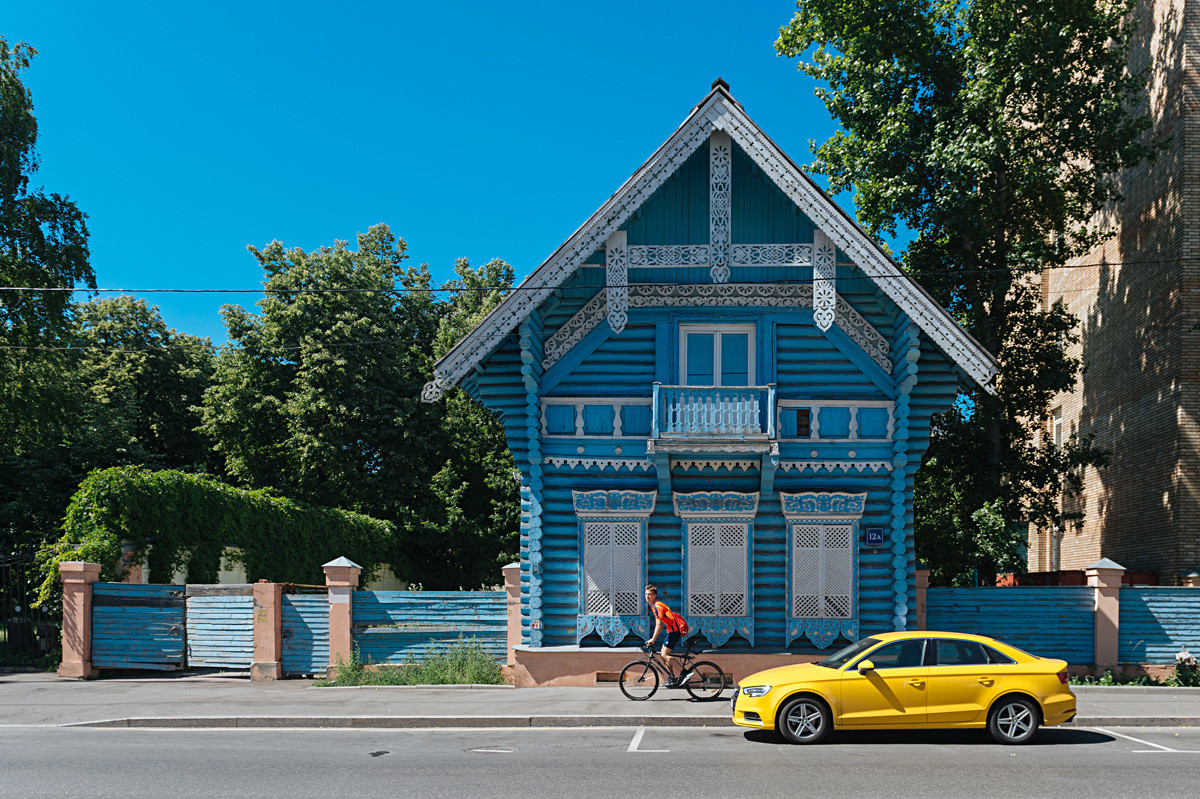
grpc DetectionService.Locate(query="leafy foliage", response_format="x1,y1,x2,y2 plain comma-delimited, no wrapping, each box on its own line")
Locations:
37,466,392,603
314,638,506,687
778,0,1157,581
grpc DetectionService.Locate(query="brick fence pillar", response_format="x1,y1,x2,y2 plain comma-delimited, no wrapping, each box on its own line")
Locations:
323,557,361,678
502,563,520,665
1086,558,1125,670
250,581,283,681
58,562,101,679
915,568,930,631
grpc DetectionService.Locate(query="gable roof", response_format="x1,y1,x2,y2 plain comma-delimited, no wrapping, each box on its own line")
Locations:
424,82,998,400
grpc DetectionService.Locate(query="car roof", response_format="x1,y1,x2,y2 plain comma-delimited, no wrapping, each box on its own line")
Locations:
870,630,1000,644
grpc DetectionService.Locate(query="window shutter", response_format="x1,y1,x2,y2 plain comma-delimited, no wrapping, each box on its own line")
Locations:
823,524,853,619
612,522,642,614
583,522,614,615
687,523,717,616
791,524,822,618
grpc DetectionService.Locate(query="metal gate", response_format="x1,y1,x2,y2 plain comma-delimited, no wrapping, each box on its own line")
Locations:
91,583,185,670
1,556,55,668
281,591,329,676
185,585,255,669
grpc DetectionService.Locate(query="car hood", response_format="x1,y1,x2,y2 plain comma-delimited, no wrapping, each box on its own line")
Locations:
741,662,837,686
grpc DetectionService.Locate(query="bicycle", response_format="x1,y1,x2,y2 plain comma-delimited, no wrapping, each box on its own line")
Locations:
618,641,728,701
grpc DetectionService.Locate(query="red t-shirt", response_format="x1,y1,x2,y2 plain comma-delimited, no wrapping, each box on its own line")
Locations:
652,601,682,633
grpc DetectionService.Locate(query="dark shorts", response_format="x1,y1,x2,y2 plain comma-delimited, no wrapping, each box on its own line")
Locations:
661,631,681,651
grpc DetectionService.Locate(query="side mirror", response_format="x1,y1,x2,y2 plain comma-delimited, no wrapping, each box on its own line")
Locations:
857,660,875,673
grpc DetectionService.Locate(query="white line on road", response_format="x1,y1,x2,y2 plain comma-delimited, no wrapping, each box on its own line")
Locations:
1091,727,1178,752
628,726,669,753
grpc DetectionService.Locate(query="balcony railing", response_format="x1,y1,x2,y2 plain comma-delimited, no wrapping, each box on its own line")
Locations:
652,384,776,440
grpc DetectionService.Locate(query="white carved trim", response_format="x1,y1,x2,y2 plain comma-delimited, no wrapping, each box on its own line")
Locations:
709,131,732,283
420,371,453,403
605,230,628,334
627,244,711,266
432,87,997,393
778,460,893,474
779,491,868,521
813,229,836,332
541,283,891,373
675,459,756,472
731,243,813,266
672,490,760,519
546,457,653,472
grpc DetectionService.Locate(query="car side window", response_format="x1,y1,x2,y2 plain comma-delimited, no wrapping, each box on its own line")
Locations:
984,645,1017,665
933,639,990,666
860,640,925,669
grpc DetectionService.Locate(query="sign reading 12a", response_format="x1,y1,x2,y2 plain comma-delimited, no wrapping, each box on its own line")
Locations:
864,527,885,547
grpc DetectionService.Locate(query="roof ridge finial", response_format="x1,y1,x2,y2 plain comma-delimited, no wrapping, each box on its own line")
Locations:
711,77,730,92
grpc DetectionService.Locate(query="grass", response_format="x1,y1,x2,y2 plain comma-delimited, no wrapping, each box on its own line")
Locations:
1069,664,1200,688
314,636,506,687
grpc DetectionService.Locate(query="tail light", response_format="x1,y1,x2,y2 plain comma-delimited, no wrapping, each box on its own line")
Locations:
1057,671,1069,684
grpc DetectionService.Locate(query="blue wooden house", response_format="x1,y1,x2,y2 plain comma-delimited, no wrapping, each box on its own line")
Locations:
423,81,997,677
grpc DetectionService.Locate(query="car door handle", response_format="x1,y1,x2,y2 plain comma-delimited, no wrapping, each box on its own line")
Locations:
907,679,925,688
978,678,994,686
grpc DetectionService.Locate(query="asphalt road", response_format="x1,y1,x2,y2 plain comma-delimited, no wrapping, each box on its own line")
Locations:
3,725,1198,799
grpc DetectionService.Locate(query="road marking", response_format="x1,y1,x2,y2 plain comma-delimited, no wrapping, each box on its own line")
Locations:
627,727,669,753
470,747,516,754
1091,727,1178,752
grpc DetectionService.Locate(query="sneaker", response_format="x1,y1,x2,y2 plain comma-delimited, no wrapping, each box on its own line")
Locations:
666,676,681,688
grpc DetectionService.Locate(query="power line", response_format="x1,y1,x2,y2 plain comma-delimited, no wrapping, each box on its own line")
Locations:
0,255,1187,296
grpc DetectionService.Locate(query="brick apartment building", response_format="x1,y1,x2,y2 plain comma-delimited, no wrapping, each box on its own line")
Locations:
1038,0,1200,583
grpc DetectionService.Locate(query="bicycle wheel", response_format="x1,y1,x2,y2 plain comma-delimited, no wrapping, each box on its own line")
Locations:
684,660,727,700
619,659,660,700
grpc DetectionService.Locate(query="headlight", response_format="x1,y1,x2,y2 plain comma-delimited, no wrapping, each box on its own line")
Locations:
741,685,772,697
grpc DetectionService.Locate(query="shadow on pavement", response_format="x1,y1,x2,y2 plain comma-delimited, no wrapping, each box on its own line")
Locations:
743,727,1114,747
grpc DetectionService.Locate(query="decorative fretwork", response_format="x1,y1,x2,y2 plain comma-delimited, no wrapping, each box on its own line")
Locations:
575,490,655,646
731,243,813,266
779,492,865,648
813,229,836,332
627,244,712,266
573,490,657,516
605,230,629,334
674,459,755,472
540,284,891,373
545,457,653,472
709,131,732,283
674,491,756,647
778,460,893,474
673,491,760,518
577,615,650,647
427,88,997,401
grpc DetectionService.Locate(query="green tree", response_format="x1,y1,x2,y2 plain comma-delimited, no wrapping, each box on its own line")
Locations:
0,39,94,458
777,0,1156,582
201,227,518,587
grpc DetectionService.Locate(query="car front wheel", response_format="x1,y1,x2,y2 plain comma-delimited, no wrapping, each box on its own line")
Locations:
988,696,1040,744
777,695,831,744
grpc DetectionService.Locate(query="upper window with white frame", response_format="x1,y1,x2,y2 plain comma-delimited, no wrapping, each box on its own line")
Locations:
1051,407,1063,449
680,324,755,386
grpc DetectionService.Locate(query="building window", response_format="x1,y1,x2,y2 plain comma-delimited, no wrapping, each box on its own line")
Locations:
1052,407,1063,449
582,521,643,616
789,522,853,619
680,324,755,386
685,521,749,617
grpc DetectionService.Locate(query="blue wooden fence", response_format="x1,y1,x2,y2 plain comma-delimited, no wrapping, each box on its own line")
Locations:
281,593,329,676
91,583,185,670
1119,588,1200,663
185,590,254,669
926,586,1095,664
351,591,506,664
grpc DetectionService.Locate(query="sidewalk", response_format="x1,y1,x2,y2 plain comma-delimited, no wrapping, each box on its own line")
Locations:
1,671,1197,729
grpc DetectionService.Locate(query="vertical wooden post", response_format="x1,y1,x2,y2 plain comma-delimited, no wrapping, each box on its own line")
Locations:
251,581,283,681
915,568,930,631
1086,558,1125,670
323,557,361,678
502,562,521,666
58,562,101,679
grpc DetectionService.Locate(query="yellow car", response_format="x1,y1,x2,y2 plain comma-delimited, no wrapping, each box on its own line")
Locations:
731,631,1076,745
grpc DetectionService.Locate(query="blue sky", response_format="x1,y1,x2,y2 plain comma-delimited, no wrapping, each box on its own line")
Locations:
8,0,843,344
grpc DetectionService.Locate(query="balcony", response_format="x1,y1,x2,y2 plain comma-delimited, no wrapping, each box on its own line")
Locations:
651,384,775,450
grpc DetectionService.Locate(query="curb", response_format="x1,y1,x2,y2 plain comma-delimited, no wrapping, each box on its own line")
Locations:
65,714,1200,729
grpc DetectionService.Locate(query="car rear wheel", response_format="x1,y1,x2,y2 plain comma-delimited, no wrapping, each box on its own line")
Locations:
778,695,831,744
988,696,1040,744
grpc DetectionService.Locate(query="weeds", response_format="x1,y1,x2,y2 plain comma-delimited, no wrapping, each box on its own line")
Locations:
314,636,505,687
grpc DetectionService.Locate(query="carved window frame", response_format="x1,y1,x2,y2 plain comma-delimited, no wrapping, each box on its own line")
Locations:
673,491,758,647
779,491,866,650
573,490,655,646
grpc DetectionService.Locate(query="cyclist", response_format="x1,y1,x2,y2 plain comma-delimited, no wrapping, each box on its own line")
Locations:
644,584,686,687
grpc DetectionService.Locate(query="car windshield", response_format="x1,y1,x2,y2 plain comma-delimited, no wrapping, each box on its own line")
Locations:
817,637,881,669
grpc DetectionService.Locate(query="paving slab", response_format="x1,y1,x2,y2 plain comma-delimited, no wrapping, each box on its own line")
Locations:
2,671,1198,729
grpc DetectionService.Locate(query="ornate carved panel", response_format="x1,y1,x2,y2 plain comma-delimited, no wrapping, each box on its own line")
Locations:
605,230,628,335
813,229,837,332
572,489,657,517
779,492,868,520
709,131,732,283
673,491,760,518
